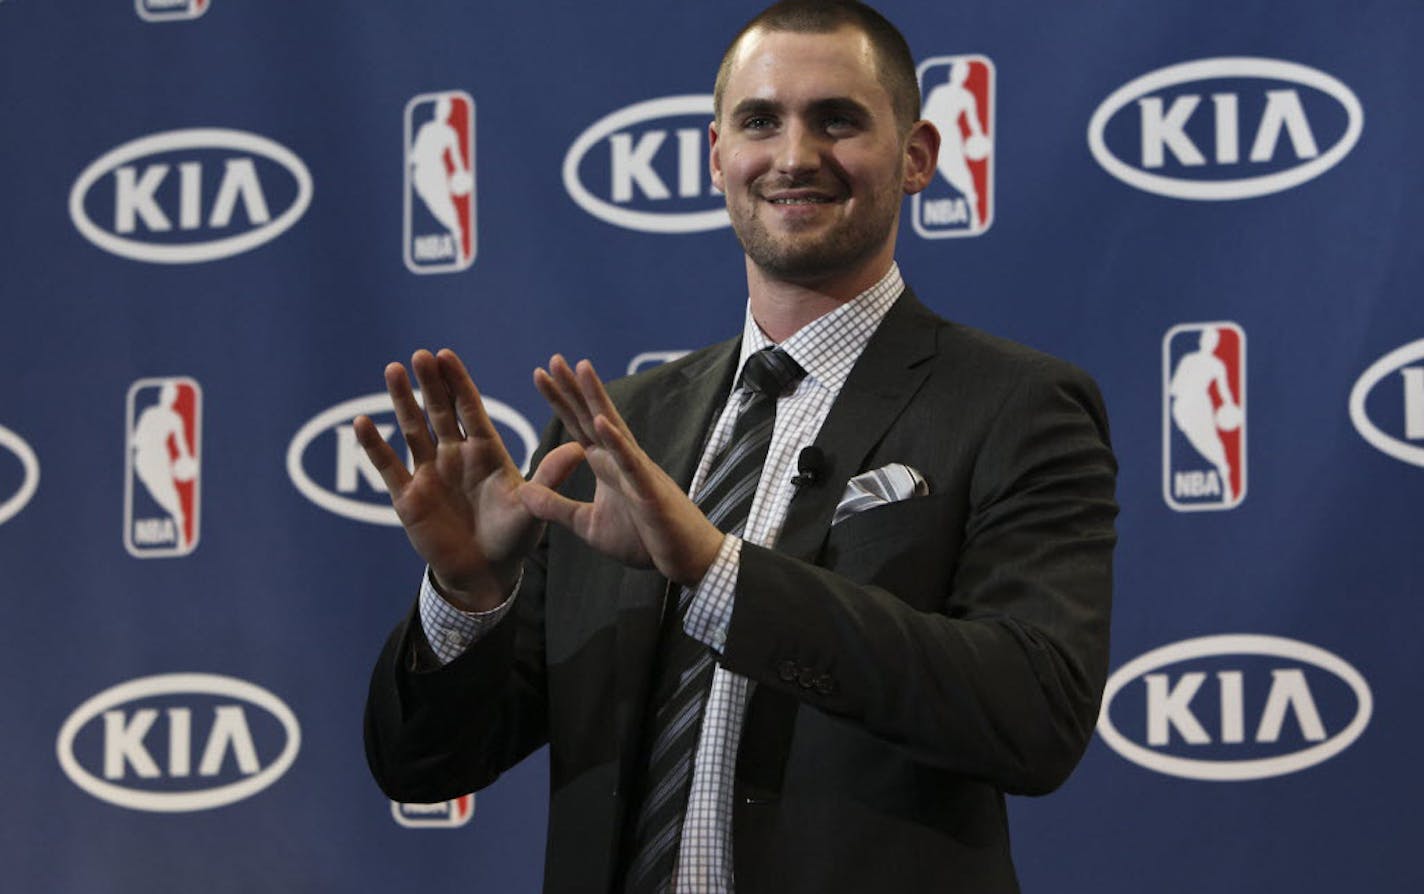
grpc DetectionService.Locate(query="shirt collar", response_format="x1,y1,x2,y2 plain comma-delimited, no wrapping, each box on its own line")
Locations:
736,262,904,394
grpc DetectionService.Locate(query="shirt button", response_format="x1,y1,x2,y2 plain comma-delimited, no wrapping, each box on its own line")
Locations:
797,667,817,689
813,674,837,696
777,659,798,682
442,631,467,648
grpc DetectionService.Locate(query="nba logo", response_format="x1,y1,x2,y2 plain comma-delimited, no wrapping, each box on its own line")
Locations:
135,0,210,22
391,795,476,829
124,377,201,557
404,90,476,274
1164,323,1246,511
913,55,994,238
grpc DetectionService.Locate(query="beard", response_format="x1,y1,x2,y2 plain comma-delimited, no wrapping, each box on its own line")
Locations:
726,179,901,285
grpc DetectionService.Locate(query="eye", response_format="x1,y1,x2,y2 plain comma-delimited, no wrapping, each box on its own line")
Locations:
824,114,859,134
742,115,776,131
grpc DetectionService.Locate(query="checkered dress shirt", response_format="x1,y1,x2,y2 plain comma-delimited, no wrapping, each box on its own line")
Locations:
420,264,904,892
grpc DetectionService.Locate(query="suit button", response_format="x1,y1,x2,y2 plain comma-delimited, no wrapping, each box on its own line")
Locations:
777,660,798,682
797,667,816,689
813,674,837,695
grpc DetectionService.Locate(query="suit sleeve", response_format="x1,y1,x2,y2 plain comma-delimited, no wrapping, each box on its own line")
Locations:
718,361,1117,796
362,425,563,804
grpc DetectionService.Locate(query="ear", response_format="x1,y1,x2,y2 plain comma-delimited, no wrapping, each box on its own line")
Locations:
901,120,940,195
708,120,725,193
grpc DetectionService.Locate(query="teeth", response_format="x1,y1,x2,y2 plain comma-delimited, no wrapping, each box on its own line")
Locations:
771,197,831,204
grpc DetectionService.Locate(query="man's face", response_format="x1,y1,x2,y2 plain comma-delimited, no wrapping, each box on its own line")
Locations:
710,26,934,288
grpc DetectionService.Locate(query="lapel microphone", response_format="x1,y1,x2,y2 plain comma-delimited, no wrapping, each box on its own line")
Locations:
791,446,826,488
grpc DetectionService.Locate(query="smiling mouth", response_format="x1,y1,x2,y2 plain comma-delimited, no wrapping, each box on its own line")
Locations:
768,196,836,205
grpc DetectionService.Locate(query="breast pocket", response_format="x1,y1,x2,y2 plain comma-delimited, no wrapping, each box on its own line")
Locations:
820,492,964,612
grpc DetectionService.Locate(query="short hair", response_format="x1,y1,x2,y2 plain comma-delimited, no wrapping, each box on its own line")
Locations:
713,1,921,131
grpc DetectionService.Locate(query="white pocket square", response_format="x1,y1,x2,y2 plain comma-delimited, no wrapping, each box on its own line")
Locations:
833,463,928,526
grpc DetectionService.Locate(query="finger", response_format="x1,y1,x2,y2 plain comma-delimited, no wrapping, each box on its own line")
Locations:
534,365,594,445
384,361,435,465
353,414,412,495
575,360,634,441
593,414,660,498
549,355,599,442
411,349,464,445
437,349,507,449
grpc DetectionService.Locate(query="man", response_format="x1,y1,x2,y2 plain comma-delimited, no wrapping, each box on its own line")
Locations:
361,2,1117,892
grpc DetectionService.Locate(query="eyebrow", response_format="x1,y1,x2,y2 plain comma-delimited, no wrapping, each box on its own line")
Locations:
728,96,875,122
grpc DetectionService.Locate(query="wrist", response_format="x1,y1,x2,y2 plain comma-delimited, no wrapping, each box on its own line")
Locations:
676,527,727,587
430,563,522,613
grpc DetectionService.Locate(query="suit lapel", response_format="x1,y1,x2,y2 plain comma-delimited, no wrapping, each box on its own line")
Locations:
604,291,941,806
737,287,940,795
775,287,938,561
634,339,741,492
611,338,741,793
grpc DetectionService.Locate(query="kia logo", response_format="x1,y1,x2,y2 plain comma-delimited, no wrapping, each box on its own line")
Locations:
1349,338,1424,468
562,95,728,233
1097,634,1371,781
286,391,539,526
1088,58,1363,200
0,424,39,525
56,673,301,812
70,128,313,263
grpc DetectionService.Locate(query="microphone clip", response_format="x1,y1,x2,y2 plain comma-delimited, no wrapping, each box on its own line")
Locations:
791,445,825,488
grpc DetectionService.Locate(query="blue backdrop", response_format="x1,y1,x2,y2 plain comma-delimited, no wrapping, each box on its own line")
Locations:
1,1,1420,891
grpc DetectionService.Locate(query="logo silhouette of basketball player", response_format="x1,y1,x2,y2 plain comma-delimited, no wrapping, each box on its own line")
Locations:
1169,328,1241,502
921,60,988,229
131,382,195,544
410,96,472,256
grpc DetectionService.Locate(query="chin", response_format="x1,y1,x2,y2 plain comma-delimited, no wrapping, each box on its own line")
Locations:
742,227,888,282
751,246,871,285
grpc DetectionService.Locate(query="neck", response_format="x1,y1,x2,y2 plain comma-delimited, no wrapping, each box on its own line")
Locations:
745,256,893,343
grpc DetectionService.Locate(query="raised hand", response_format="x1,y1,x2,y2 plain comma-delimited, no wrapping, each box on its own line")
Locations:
520,355,724,586
353,349,567,612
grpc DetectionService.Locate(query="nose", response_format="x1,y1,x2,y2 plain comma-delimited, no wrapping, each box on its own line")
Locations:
775,120,823,177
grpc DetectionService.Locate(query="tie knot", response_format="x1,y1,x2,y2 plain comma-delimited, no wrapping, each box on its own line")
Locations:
740,347,804,398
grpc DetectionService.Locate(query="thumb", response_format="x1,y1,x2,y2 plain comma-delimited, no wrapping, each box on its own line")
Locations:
522,441,589,530
519,481,583,531
530,441,585,490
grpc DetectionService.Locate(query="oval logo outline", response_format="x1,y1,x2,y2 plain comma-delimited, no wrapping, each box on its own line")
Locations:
55,672,301,812
1349,338,1424,467
1087,57,1364,201
1096,634,1372,781
286,391,539,526
69,128,313,264
562,94,729,234
0,424,40,525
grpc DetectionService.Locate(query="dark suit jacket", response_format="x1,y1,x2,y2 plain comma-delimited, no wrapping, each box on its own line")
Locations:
365,288,1118,893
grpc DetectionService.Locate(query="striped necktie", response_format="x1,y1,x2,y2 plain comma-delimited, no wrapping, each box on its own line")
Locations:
624,345,805,894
